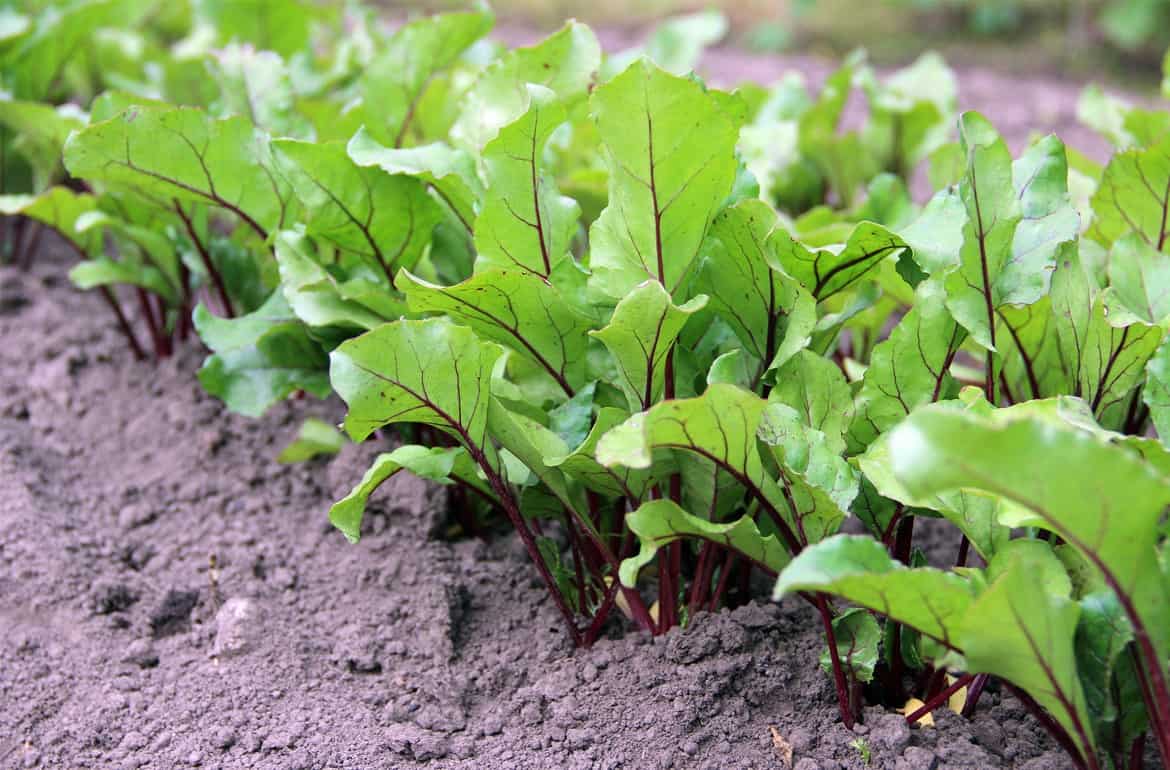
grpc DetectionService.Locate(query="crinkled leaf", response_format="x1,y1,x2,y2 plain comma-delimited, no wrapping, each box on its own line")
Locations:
347,129,481,233
1089,138,1170,251
775,220,908,302
546,407,653,499
1074,591,1136,745
1144,336,1170,443
452,21,600,151
588,58,744,299
758,402,858,514
273,229,390,331
209,44,310,139
619,499,789,587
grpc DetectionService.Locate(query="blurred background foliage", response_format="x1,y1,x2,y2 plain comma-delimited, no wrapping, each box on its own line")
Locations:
388,0,1169,87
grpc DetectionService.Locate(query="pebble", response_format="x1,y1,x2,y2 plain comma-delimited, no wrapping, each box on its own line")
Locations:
214,597,263,658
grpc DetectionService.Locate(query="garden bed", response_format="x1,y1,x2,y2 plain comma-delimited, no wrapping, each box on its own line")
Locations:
1,23,1164,770
2,233,1081,770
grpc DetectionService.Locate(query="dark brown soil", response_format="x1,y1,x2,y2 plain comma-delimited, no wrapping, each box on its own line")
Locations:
0,43,1136,770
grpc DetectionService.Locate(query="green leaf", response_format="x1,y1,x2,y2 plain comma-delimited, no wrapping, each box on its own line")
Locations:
0,99,85,190
359,9,493,148
452,21,600,151
589,280,707,411
277,417,345,464
0,188,102,257
943,112,1021,350
329,445,480,543
63,105,294,239
899,187,965,275
848,278,965,453
399,267,592,398
598,383,807,547
194,0,324,58
473,86,579,277
697,199,817,375
619,499,789,587
889,406,1170,663
69,256,173,300
209,44,311,139
1144,335,1170,442
960,542,1097,765
346,129,481,234
1089,138,1170,251
195,292,331,418
821,608,881,685
272,229,390,331
331,318,500,454
774,534,976,647
1074,591,1136,746
775,220,908,302
588,58,745,299
604,10,727,77
273,139,442,279
1107,232,1170,324
758,402,859,521
545,407,653,499
1076,297,1161,429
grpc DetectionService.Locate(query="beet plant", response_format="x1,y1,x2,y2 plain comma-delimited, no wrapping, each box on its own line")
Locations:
8,1,1170,766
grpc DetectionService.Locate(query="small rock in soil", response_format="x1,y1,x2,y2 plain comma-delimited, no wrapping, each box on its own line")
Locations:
210,728,236,751
213,597,263,658
121,639,158,669
149,589,199,638
868,713,911,754
794,759,821,770
117,501,158,531
896,748,938,770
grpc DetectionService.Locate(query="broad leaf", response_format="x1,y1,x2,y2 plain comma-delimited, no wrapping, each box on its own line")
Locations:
399,267,593,398
273,139,442,279
330,445,484,542
588,58,745,299
452,21,600,151
64,105,294,238
347,129,481,234
619,499,789,587
777,220,909,302
590,280,707,411
889,406,1170,663
1089,138,1170,251
697,199,816,376
821,608,881,685
473,87,579,277
330,318,501,450
360,10,493,148
848,279,965,452
1107,232,1170,324
195,292,331,418
774,534,976,647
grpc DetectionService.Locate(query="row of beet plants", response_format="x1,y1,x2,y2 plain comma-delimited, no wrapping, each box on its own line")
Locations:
3,2,1170,768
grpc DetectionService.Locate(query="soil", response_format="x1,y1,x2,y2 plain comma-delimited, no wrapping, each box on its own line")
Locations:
0,41,1146,770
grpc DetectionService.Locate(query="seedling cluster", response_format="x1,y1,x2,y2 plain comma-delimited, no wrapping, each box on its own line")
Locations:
3,1,1170,767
